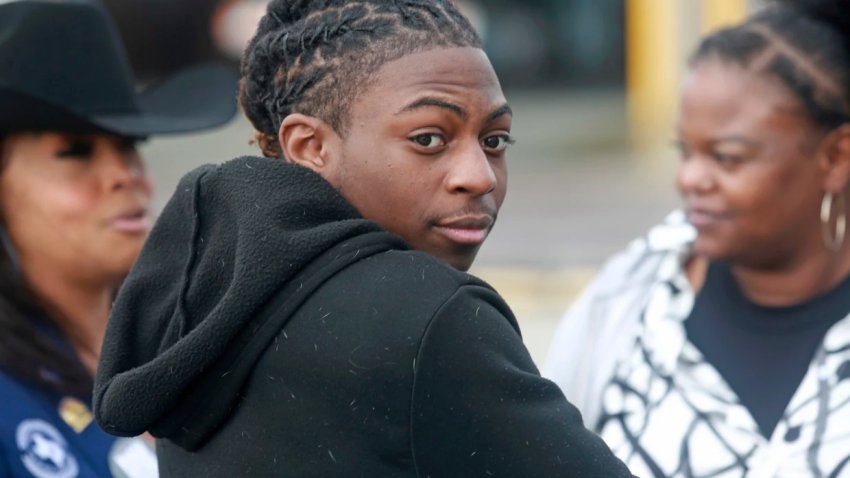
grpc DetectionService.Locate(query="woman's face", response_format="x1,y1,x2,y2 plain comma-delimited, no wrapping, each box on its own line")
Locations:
675,59,830,267
0,132,153,284
323,47,511,271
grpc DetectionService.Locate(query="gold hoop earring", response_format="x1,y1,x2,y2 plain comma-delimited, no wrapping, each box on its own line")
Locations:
821,191,847,252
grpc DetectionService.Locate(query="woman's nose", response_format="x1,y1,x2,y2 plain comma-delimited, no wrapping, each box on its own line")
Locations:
676,155,715,196
98,142,148,191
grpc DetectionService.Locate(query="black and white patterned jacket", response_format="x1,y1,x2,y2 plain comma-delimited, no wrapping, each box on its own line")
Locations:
545,210,850,478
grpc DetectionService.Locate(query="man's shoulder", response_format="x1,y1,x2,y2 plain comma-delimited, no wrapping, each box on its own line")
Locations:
343,249,491,294
312,248,507,329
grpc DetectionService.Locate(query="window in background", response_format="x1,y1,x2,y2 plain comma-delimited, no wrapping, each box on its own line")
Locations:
477,0,626,89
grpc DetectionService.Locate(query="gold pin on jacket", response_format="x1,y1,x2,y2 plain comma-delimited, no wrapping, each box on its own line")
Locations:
59,397,93,433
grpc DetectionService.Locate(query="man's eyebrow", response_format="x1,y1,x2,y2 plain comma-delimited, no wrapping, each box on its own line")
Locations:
397,97,467,119
487,104,512,122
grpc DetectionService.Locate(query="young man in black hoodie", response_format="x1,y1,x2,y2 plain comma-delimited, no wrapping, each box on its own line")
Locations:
94,1,636,476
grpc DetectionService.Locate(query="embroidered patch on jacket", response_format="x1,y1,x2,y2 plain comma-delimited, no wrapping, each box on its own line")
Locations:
15,419,79,478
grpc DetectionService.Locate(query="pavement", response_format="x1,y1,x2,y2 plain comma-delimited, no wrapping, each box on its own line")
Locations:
140,89,681,365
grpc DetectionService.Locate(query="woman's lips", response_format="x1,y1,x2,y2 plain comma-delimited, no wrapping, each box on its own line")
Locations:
687,208,729,227
111,210,151,234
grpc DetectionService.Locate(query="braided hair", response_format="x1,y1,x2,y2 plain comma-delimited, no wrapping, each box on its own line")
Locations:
691,0,850,132
239,0,482,158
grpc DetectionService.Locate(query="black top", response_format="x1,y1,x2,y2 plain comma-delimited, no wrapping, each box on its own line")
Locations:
685,261,850,438
94,157,635,477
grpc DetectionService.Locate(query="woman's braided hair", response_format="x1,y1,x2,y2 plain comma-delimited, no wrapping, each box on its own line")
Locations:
692,0,850,132
240,0,482,158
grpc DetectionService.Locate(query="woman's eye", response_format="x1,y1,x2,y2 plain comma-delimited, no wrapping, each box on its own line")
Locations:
56,139,94,158
119,136,142,153
481,134,515,153
714,152,742,164
410,133,446,150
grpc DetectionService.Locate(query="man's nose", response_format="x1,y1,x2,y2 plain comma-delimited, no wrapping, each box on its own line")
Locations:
445,141,498,196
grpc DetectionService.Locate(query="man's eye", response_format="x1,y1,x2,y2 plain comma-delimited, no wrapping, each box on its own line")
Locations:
411,134,446,150
481,134,515,153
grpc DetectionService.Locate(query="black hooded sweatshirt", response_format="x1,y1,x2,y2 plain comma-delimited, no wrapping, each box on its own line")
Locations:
93,156,634,477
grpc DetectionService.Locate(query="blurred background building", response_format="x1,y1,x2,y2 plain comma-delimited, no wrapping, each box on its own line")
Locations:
104,0,762,364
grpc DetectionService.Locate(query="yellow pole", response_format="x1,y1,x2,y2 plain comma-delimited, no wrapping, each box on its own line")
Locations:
701,0,748,34
626,0,749,155
626,0,679,152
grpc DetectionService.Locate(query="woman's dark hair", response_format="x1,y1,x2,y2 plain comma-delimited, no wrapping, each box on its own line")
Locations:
239,0,482,157
0,135,93,398
691,0,850,131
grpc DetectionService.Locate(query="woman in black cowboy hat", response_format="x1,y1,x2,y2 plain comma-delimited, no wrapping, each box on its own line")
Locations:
0,1,235,476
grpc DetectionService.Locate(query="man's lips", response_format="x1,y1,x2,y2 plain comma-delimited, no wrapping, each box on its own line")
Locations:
110,208,151,234
434,215,495,246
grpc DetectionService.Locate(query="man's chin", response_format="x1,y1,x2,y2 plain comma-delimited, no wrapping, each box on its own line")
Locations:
441,249,479,272
415,241,480,271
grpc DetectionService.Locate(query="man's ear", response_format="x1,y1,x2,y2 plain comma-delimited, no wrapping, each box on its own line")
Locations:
822,124,850,193
277,114,338,174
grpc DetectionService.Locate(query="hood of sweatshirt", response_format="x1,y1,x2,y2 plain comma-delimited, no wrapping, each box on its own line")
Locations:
94,156,405,448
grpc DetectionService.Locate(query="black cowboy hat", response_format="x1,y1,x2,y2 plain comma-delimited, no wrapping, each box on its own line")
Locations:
0,0,237,137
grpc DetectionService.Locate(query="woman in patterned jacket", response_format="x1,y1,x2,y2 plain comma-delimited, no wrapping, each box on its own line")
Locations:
545,0,850,476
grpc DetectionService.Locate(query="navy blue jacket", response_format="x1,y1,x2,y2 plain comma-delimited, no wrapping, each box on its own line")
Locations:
0,370,116,477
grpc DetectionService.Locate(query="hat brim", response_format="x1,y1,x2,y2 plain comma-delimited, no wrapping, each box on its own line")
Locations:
0,64,238,137
93,64,239,137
